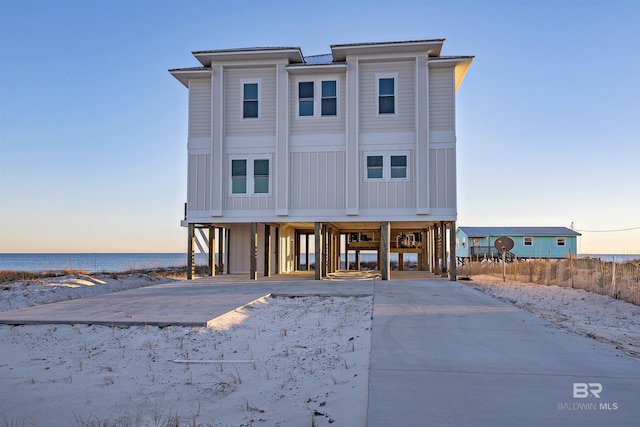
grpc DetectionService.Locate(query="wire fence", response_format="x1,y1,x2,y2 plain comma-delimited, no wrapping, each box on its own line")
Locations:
458,256,640,306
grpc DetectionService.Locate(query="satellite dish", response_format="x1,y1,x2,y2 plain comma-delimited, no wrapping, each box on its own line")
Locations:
494,236,514,252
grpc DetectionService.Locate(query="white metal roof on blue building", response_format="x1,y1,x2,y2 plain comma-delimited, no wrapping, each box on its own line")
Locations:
458,227,581,237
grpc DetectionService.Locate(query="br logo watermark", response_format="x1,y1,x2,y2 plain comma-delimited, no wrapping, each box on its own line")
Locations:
558,383,618,411
573,382,602,398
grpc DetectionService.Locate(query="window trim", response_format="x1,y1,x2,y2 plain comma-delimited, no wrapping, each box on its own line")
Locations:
556,237,566,247
295,77,339,118
231,159,247,194
376,73,398,116
364,151,410,181
298,81,314,117
523,237,533,246
321,80,337,117
229,155,271,196
241,79,261,119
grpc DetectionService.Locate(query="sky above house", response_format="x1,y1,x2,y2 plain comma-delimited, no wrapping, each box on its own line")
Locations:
0,0,638,255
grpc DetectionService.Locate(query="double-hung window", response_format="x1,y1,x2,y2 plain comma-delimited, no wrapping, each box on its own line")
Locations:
366,153,409,180
243,82,259,118
298,82,314,116
253,159,269,194
231,160,247,194
390,155,407,178
378,76,396,114
231,157,270,195
367,156,383,179
556,237,566,246
297,79,338,117
321,80,337,116
524,237,533,246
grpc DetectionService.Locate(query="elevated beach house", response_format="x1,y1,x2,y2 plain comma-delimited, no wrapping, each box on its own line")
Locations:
169,39,473,280
456,226,581,262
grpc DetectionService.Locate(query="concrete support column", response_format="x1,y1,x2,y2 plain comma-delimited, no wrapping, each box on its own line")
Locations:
250,222,258,280
314,222,322,280
381,221,390,280
187,223,195,280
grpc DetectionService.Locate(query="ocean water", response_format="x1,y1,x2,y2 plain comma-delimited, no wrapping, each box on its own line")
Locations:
1,252,636,273
0,253,208,273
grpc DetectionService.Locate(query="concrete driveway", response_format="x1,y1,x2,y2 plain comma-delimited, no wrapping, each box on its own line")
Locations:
367,279,640,427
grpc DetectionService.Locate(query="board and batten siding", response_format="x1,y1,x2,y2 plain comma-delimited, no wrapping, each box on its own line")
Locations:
224,67,277,136
188,79,212,138
289,74,346,135
359,61,415,132
187,153,211,211
429,147,456,209
289,151,346,210
359,151,415,210
428,68,455,131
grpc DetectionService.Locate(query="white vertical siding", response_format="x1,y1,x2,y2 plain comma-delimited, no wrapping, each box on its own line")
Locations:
289,151,346,210
359,152,415,210
225,67,276,136
359,61,415,132
429,68,455,131
228,223,250,273
188,79,211,137
429,148,456,209
187,154,211,211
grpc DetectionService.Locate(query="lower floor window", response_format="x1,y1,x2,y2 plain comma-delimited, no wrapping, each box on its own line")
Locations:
231,157,270,195
365,153,409,180
231,160,247,194
254,159,269,194
556,237,566,246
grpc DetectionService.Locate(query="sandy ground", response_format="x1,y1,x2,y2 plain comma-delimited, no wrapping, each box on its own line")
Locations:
1,273,639,426
0,275,372,426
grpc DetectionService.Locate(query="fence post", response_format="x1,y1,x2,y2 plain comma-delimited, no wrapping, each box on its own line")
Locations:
547,250,551,286
569,250,574,288
611,256,617,299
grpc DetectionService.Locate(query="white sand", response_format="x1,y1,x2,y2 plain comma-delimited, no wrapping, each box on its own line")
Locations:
1,273,638,425
0,275,373,426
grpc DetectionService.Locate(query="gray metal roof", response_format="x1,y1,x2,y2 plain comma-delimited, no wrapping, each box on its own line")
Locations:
458,227,581,237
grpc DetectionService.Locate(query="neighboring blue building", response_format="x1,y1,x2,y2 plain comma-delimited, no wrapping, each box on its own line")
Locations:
456,227,581,260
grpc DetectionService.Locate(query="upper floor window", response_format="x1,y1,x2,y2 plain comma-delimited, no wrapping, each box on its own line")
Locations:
321,80,337,116
297,78,338,117
243,83,259,118
556,237,566,246
524,237,533,246
378,76,396,114
298,82,314,117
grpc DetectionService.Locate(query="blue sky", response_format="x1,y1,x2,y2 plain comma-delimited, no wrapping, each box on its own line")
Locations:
0,0,638,254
